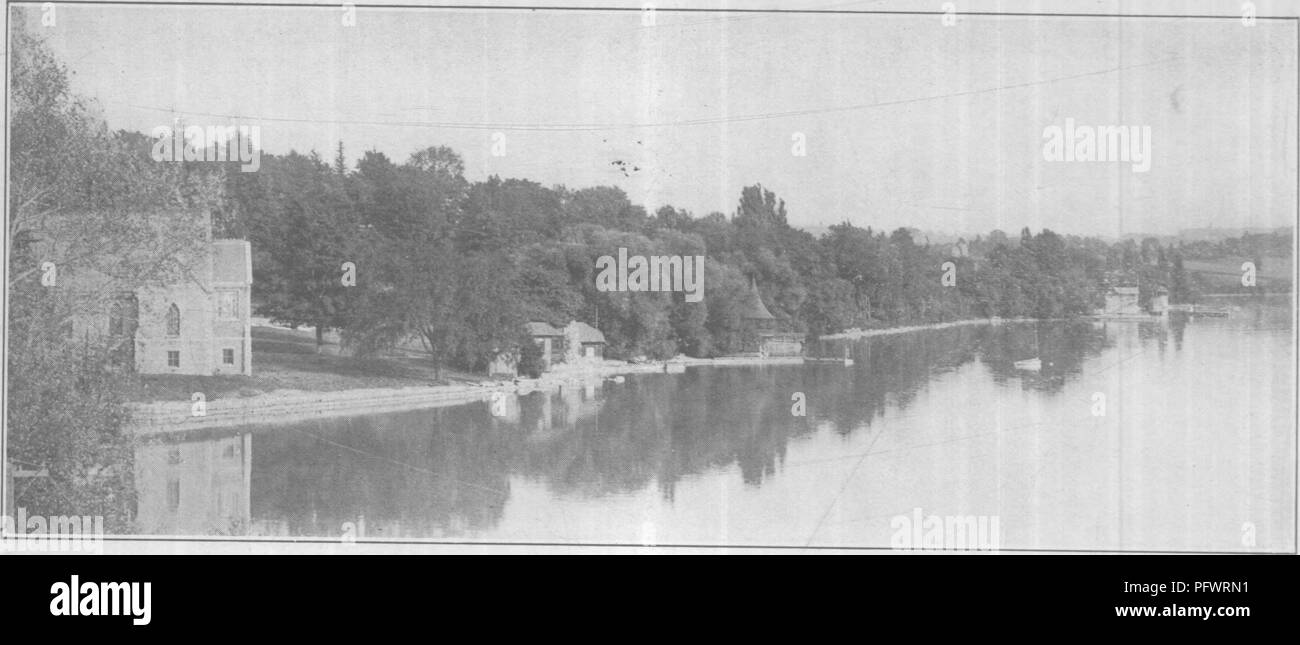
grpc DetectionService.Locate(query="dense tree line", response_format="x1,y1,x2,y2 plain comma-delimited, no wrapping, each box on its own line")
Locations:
221,149,1226,370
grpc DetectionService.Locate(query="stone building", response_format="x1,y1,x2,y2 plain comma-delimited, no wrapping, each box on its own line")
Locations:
515,320,608,372
133,238,253,375
60,213,253,376
563,321,606,362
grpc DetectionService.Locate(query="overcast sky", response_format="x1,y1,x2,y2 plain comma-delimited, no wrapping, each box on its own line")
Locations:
20,1,1298,237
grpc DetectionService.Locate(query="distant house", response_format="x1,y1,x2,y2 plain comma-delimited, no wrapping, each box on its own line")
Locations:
1150,286,1170,315
739,279,803,357
564,321,606,362
1099,286,1141,316
525,321,566,366
1096,284,1169,317
520,320,607,371
740,278,778,334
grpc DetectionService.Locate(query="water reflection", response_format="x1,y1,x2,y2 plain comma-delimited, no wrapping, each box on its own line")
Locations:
131,296,1294,549
134,432,251,535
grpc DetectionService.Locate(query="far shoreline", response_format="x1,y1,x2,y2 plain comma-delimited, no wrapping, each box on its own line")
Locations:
819,316,1030,340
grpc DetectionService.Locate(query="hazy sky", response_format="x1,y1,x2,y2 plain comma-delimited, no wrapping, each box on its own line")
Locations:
19,0,1299,236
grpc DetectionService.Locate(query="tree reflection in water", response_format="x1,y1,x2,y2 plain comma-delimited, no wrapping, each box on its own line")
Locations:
136,322,1146,538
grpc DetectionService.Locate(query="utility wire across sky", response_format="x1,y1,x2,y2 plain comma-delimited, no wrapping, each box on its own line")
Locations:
122,56,1179,134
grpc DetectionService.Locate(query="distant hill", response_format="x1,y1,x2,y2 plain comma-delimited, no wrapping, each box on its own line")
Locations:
1182,255,1293,295
1183,256,1292,280
1176,226,1291,242
797,225,965,246
796,224,1294,247
1119,226,1293,244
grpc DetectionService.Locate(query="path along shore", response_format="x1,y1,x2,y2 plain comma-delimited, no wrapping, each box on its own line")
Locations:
128,317,1044,435
126,355,805,435
818,316,1040,340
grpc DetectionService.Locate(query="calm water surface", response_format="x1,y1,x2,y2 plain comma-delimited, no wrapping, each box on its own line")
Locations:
133,296,1295,551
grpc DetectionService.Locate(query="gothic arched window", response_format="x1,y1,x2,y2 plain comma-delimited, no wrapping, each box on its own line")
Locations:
165,303,180,337
109,300,125,337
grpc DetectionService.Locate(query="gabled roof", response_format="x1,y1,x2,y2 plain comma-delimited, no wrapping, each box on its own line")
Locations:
567,321,606,344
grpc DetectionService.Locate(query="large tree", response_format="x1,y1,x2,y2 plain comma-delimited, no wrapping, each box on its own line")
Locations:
348,239,524,379
245,151,360,351
344,149,523,377
7,15,218,529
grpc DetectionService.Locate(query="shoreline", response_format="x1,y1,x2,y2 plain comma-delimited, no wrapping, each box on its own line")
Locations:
819,317,1017,340
126,315,1106,434
126,355,805,435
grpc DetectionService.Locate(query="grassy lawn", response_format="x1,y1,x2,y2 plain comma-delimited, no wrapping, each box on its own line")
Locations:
124,325,492,402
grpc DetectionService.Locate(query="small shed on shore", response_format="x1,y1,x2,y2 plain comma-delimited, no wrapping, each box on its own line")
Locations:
738,279,804,356
565,321,607,361
1150,286,1169,315
525,321,566,365
1100,286,1140,316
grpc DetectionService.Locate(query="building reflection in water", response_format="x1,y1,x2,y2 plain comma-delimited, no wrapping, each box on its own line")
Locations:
134,431,252,536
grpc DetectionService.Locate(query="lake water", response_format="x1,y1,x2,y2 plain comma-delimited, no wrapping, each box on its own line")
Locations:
132,295,1295,551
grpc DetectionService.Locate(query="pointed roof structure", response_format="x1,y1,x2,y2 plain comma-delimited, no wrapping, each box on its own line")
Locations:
566,321,606,344
740,278,776,322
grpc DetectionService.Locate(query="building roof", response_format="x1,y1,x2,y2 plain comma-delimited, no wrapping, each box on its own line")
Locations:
567,321,606,344
525,321,564,337
740,280,777,321
212,239,252,285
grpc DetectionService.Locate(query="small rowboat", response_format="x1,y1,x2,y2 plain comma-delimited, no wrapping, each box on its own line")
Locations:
1014,325,1044,371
